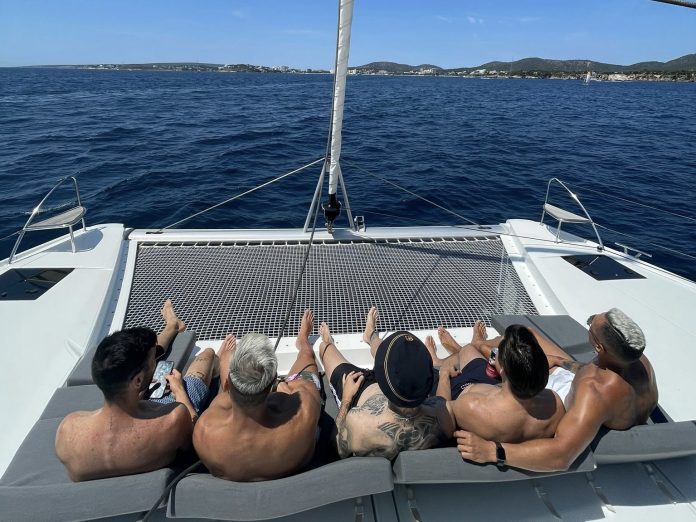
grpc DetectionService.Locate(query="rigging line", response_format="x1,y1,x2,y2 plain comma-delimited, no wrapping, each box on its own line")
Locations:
343,160,480,226
651,0,696,8
162,157,324,230
273,182,323,352
595,223,696,261
0,230,20,242
566,182,696,223
142,459,203,522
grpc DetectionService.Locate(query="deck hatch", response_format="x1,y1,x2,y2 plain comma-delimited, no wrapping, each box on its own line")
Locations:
563,255,646,281
124,237,538,339
0,268,74,301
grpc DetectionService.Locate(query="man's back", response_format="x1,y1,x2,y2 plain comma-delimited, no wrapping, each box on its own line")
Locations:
339,384,453,460
451,384,564,443
193,380,320,481
564,354,657,430
55,402,191,481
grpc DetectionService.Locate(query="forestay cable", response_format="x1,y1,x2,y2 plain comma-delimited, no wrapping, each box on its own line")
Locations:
162,157,324,229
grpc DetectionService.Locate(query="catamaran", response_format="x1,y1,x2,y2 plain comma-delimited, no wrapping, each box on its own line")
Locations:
2,0,696,520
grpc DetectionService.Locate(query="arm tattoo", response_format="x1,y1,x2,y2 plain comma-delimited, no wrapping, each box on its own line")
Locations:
557,359,585,374
335,400,353,459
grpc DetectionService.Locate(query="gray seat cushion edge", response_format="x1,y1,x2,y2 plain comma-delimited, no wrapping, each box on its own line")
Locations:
392,447,596,484
1,417,175,521
40,385,103,420
168,457,393,520
491,314,595,362
593,421,696,464
0,470,173,522
66,330,197,386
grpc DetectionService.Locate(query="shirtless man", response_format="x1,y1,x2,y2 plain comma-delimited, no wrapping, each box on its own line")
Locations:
456,308,658,471
320,307,454,460
193,309,322,481
427,321,564,443
55,300,217,481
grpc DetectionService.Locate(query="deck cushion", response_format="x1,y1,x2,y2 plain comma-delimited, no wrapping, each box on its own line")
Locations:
491,314,595,362
0,417,174,522
168,457,393,520
592,421,696,464
66,330,197,386
39,385,104,420
392,446,596,484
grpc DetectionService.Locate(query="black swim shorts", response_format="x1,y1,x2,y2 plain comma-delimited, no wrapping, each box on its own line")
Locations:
432,358,500,400
329,363,378,407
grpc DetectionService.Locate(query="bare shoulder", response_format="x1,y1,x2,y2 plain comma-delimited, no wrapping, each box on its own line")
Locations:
158,403,193,447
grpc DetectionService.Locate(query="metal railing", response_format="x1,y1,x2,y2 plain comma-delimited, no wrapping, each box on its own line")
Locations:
9,176,87,264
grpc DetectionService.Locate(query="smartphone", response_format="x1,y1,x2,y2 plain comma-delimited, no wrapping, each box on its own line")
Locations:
149,360,174,399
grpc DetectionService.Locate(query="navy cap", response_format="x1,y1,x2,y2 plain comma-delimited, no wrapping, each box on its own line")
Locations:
374,331,433,408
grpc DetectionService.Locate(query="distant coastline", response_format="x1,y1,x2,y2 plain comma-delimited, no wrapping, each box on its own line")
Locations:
12,53,696,82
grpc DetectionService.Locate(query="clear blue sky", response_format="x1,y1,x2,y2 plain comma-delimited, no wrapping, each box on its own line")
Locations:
1,0,694,68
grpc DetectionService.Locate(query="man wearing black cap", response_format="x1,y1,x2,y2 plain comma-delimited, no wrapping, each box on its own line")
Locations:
319,307,454,459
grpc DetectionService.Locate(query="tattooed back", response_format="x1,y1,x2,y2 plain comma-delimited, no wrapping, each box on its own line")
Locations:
338,383,454,460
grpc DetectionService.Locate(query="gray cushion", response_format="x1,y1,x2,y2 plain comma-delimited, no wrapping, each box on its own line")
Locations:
67,330,198,386
40,385,104,420
491,314,595,363
392,447,596,484
168,457,393,520
0,417,174,521
592,421,696,464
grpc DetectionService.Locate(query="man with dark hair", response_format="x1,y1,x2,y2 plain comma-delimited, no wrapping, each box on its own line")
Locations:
319,307,454,460
456,308,658,471
55,300,217,481
193,310,322,481
428,322,564,444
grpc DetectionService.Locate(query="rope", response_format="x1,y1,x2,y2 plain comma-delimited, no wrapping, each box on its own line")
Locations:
0,230,20,242
142,459,204,522
344,160,480,226
595,223,696,261
273,182,323,352
567,182,696,223
162,157,324,229
651,0,696,8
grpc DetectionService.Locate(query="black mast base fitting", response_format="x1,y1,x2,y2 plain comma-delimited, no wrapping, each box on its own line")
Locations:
322,193,341,233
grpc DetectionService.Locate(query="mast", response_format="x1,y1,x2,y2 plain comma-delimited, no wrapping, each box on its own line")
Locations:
304,0,356,232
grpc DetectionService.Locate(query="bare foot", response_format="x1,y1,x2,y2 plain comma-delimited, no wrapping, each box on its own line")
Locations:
161,299,186,332
471,320,488,345
319,322,336,362
438,326,462,355
296,309,314,349
218,334,236,378
425,335,445,367
362,306,379,344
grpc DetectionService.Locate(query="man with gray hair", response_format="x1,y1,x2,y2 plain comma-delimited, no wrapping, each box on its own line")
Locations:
193,310,322,481
456,308,658,471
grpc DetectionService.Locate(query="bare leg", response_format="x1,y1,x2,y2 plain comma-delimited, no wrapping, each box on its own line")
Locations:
529,328,573,360
362,307,381,358
425,335,459,369
287,309,319,376
319,321,350,381
157,299,186,349
216,334,236,394
437,326,464,355
185,347,216,387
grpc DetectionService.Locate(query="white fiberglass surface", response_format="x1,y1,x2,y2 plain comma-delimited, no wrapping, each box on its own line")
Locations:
0,224,125,476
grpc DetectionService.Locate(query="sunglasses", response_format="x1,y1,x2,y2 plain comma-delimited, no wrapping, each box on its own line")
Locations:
489,346,499,365
155,344,166,361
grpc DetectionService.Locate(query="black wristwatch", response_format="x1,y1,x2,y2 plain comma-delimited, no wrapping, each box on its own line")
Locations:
495,442,506,467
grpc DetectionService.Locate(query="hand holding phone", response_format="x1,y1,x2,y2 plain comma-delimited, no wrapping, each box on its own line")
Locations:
149,360,175,399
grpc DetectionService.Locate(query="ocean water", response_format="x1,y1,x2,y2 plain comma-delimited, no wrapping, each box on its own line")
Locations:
1,68,695,280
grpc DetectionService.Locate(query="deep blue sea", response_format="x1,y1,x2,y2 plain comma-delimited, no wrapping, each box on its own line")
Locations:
1,68,695,280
